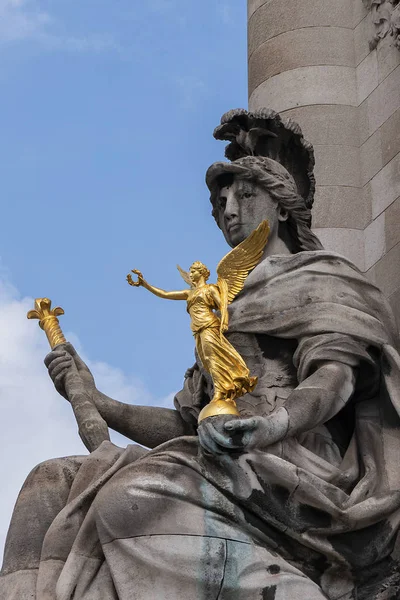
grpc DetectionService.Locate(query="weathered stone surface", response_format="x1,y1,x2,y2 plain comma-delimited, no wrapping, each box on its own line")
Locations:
354,14,375,65
386,195,400,250
353,0,369,28
356,50,379,104
371,151,400,218
249,27,354,92
281,105,359,147
314,145,360,187
364,64,400,137
381,107,400,165
313,185,371,230
312,227,366,270
248,0,353,56
360,128,383,186
364,212,386,270
249,66,357,111
247,0,266,20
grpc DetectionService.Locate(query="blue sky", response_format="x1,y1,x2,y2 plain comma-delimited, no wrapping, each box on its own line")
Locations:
0,0,248,552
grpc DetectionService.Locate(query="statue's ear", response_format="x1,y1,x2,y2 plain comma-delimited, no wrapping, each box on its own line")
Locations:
278,207,289,222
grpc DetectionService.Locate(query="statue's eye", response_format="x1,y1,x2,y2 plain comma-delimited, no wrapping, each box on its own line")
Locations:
218,197,227,210
242,192,253,199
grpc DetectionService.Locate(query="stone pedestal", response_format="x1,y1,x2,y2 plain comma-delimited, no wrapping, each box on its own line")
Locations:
248,0,400,327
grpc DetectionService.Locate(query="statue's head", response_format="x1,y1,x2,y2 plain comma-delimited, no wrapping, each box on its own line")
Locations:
206,156,323,253
207,108,323,253
189,261,210,284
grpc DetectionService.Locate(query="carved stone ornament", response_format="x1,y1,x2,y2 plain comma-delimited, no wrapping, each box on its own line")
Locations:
362,0,400,50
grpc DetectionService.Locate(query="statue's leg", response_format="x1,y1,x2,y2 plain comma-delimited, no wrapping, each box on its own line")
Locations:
220,540,329,600
98,535,328,600
94,442,328,599
0,456,84,598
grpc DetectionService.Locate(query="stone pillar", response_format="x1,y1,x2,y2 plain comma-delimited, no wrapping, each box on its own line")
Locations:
248,0,400,327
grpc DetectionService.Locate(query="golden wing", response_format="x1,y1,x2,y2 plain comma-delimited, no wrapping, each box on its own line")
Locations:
177,264,193,288
217,220,270,305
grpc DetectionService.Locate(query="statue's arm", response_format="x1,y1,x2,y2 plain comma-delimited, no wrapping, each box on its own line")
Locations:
282,360,357,437
204,360,359,454
92,391,195,448
127,270,189,300
142,282,188,301
45,343,195,449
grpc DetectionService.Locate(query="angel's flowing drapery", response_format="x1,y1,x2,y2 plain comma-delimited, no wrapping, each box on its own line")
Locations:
187,285,257,399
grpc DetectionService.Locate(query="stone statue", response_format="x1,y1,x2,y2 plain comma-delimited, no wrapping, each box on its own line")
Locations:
126,219,269,421
2,109,400,600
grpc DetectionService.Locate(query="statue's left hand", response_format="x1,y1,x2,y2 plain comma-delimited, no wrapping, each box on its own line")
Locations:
198,408,289,455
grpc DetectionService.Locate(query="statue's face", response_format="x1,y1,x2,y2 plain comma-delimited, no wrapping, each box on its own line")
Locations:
216,178,282,247
189,264,203,284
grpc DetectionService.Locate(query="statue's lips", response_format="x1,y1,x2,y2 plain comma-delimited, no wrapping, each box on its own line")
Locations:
227,223,243,233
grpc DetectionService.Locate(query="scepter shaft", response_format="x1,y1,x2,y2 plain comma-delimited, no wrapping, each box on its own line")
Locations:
27,298,110,452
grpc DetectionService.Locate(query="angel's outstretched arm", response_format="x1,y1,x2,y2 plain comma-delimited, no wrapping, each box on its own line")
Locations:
127,270,189,300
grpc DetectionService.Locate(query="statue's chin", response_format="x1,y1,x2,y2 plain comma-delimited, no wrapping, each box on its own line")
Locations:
226,230,246,248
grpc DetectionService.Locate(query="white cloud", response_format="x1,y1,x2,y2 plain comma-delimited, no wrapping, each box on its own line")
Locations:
0,0,51,42
0,274,175,559
0,0,119,52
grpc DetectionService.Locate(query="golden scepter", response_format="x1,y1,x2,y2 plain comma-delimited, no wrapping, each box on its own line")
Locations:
27,298,110,452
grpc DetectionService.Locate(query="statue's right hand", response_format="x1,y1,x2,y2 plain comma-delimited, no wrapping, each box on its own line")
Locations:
44,342,96,400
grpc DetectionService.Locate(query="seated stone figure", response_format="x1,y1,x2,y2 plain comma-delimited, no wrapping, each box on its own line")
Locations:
2,109,400,600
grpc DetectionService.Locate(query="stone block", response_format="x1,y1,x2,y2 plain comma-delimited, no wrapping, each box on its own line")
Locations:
356,50,379,104
313,185,371,229
312,227,365,270
358,98,370,146
249,66,357,112
381,107,400,166
248,0,353,57
377,35,400,83
249,27,354,92
354,16,374,66
371,151,400,218
248,0,267,20
364,212,386,270
385,195,400,251
353,0,369,28
314,145,360,187
371,241,400,296
281,105,359,147
365,65,400,137
360,128,383,186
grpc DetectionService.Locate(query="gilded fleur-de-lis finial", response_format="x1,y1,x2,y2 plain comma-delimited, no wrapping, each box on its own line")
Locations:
27,298,66,349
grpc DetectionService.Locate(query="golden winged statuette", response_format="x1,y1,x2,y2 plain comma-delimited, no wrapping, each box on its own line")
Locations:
127,220,270,423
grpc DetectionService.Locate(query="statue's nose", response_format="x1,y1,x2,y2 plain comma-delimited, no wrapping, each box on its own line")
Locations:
224,194,239,222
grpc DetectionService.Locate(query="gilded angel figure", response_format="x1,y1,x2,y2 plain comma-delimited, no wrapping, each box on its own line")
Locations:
127,220,269,421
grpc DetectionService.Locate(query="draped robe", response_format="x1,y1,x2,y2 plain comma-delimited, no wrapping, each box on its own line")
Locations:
2,251,400,600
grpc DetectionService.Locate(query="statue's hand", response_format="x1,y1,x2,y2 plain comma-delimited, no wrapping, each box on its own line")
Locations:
224,408,289,451
44,342,96,400
198,409,289,455
127,269,144,287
